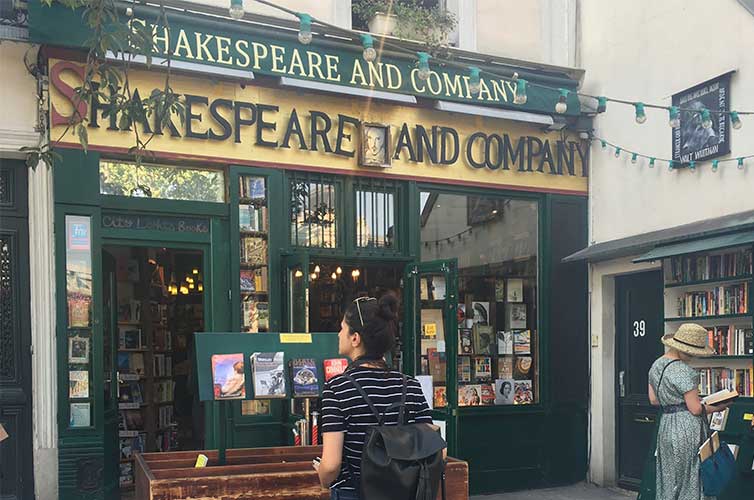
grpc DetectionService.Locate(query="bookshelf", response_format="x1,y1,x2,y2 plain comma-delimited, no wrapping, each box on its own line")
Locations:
662,245,753,399
239,175,270,333
114,250,206,488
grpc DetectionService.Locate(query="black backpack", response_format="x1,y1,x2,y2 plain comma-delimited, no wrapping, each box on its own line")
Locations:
343,371,447,500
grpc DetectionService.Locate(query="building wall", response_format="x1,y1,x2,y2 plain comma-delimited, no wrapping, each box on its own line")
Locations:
580,0,754,487
581,0,754,245
0,42,39,157
181,0,578,67
182,0,353,28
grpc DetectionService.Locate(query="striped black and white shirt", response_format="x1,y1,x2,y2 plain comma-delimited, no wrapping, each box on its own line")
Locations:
320,366,433,491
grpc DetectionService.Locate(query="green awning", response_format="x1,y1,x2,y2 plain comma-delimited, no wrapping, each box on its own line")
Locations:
633,230,754,263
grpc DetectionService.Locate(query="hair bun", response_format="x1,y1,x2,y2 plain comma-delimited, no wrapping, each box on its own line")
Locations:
377,292,399,322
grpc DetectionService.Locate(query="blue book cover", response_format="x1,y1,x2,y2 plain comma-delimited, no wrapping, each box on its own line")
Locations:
291,358,319,397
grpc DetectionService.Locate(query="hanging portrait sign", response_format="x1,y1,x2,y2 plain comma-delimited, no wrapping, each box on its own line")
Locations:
672,73,732,163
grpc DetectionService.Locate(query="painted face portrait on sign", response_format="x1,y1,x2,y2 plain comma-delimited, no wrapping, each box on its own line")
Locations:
360,123,391,167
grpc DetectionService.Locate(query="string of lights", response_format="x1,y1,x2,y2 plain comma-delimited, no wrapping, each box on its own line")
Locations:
593,136,753,172
229,0,753,127
423,226,474,247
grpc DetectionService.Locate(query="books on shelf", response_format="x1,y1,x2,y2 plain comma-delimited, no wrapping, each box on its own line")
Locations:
457,356,472,383
119,462,134,486
241,237,267,266
290,358,320,397
427,348,446,383
472,324,495,355
120,409,144,432
494,379,515,405
675,282,749,318
433,386,447,407
497,331,513,356
154,380,174,403
119,433,146,460
152,354,172,377
513,380,533,405
480,383,495,405
239,205,268,232
473,356,492,382
699,367,752,397
459,328,473,354
153,328,172,351
498,357,513,379
706,325,753,355
251,352,287,398
158,405,174,429
513,330,531,355
666,248,752,283
239,176,266,199
458,384,482,406
118,381,144,405
513,357,533,379
119,328,144,350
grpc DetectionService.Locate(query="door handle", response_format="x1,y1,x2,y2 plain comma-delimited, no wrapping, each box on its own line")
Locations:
619,371,626,397
633,416,655,424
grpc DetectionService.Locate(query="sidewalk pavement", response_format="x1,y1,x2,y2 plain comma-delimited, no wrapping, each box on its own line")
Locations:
471,482,635,500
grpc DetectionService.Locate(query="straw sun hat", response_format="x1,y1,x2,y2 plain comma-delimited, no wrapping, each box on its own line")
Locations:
661,323,715,357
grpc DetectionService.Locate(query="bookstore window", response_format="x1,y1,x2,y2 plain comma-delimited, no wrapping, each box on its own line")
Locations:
239,175,270,332
420,192,539,406
354,178,398,250
289,172,338,248
99,160,225,202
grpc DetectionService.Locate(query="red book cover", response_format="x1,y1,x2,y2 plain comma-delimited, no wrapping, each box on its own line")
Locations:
324,358,349,382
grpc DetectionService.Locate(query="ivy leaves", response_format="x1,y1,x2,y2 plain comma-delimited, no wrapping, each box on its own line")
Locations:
29,0,185,169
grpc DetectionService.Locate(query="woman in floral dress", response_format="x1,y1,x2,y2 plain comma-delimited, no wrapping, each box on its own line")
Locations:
647,323,732,500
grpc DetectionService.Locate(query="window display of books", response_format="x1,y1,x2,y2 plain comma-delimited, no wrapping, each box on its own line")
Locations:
239,175,270,333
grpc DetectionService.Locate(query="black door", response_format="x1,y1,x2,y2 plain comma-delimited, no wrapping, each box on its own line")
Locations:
616,270,664,490
0,161,33,500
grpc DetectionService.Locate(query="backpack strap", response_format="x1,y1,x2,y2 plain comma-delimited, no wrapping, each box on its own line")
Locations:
343,372,410,426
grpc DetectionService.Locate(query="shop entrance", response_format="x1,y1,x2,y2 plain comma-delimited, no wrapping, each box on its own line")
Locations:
102,245,207,495
282,257,405,344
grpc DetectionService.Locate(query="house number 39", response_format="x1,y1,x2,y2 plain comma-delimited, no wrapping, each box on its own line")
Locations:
633,320,646,337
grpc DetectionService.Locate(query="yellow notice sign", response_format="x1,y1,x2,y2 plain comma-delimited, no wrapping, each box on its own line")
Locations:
280,333,313,344
743,413,753,421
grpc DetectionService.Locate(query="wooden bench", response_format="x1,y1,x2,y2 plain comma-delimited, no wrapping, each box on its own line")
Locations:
135,445,468,500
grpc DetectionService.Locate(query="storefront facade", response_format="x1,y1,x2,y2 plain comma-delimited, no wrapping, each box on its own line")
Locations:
31,2,590,497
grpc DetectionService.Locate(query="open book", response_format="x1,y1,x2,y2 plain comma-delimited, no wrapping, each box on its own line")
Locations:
702,389,739,406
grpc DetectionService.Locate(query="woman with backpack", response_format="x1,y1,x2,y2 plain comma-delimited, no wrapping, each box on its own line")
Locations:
314,293,439,500
647,323,733,500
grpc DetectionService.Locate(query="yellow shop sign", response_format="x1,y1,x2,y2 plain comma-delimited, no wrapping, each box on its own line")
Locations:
49,60,588,195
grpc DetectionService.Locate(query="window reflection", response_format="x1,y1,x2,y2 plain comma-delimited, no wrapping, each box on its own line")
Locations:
356,190,395,248
420,192,539,405
100,161,225,203
290,179,337,248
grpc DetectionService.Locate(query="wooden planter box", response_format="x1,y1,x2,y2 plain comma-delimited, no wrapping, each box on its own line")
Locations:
135,445,468,500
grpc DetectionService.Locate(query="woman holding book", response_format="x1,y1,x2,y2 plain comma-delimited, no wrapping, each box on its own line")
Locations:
313,293,433,499
648,323,733,500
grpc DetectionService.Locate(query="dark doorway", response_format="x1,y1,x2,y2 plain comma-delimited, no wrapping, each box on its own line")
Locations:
103,246,206,494
615,270,664,490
